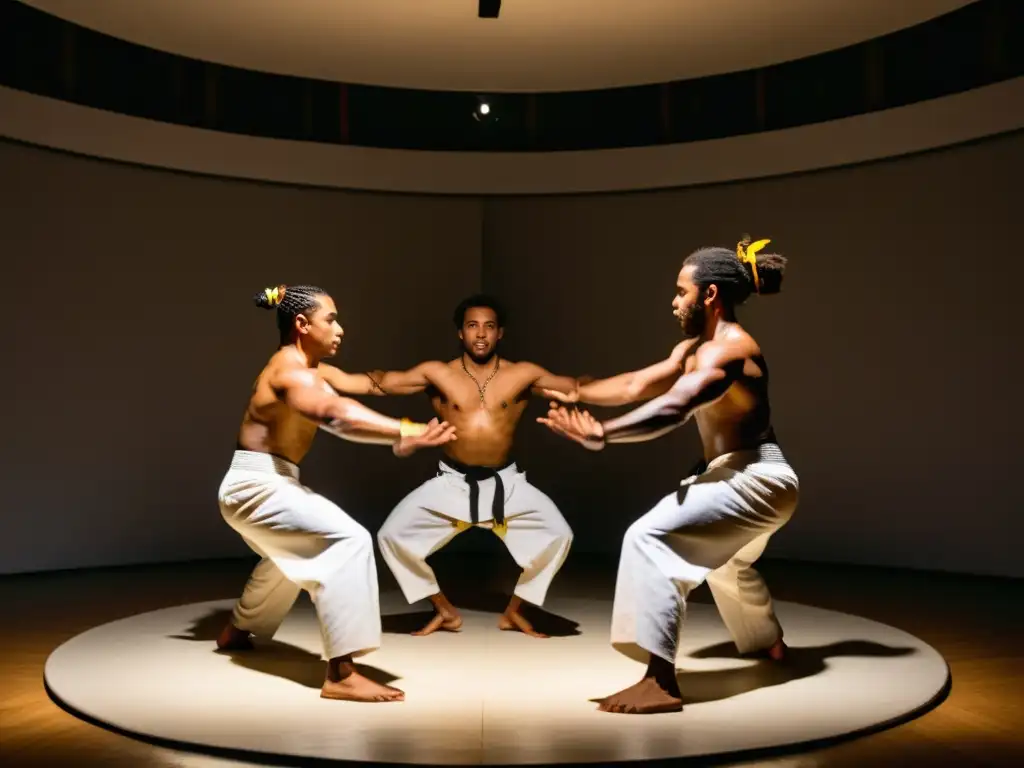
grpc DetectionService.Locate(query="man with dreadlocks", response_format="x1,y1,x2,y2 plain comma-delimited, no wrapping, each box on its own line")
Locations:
215,284,456,703
540,238,798,714
320,294,577,638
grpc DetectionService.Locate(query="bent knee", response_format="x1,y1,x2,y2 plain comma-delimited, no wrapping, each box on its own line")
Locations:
376,513,407,548
623,517,662,548
551,516,574,545
534,501,573,543
377,496,428,539
326,519,372,550
356,524,373,547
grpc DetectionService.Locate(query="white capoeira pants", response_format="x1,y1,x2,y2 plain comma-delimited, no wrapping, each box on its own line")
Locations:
377,460,573,607
611,442,799,665
218,450,381,661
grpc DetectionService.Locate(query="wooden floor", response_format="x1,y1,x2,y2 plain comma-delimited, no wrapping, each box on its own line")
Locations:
1,549,1022,767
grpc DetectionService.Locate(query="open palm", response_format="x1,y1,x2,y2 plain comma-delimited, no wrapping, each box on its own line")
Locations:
394,418,457,457
537,404,605,451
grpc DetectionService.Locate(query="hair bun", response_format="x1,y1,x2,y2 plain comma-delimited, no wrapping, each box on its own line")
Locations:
752,252,787,296
253,284,286,310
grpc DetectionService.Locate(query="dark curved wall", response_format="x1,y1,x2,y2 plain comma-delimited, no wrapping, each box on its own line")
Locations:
1,129,1021,577
0,138,482,574
483,132,1023,578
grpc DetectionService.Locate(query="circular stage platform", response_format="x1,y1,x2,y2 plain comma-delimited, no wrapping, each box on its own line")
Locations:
45,592,949,765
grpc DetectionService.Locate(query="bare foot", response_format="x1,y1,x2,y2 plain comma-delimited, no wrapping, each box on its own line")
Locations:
597,676,683,714
321,670,406,703
412,609,463,636
412,592,463,636
744,638,788,661
766,638,787,662
498,610,548,638
215,622,253,651
499,596,548,638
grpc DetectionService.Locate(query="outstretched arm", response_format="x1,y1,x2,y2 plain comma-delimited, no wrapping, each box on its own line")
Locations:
541,341,691,406
599,363,734,444
274,368,455,456
538,343,744,448
317,364,382,396
523,364,580,401
319,361,448,397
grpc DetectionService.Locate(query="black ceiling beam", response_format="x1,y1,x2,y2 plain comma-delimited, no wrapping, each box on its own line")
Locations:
479,0,501,19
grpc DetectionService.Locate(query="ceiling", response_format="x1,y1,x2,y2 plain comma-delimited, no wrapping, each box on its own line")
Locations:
23,0,974,92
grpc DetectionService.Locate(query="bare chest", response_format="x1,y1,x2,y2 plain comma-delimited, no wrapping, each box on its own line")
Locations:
681,341,705,373
430,370,530,422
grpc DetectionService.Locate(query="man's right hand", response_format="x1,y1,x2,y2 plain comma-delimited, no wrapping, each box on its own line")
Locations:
393,418,457,458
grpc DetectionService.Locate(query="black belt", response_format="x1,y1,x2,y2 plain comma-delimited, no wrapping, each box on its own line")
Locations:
440,457,516,527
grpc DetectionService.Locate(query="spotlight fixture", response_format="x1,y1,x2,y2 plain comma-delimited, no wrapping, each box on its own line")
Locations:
479,0,501,19
473,96,497,122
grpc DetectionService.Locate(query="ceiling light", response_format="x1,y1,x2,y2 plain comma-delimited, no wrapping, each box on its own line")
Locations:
479,0,501,19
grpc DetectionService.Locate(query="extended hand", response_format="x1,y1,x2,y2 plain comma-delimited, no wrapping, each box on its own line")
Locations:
540,375,592,404
540,388,579,404
393,418,457,457
537,403,605,451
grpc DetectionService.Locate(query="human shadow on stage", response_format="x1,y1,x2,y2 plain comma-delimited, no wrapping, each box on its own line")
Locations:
381,589,581,637
169,607,400,689
592,639,916,706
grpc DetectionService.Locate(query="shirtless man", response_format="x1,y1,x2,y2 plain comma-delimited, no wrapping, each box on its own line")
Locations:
540,239,798,714
215,284,455,703
330,294,577,637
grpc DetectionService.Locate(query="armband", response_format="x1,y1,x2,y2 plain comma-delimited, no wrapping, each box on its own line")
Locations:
400,418,427,438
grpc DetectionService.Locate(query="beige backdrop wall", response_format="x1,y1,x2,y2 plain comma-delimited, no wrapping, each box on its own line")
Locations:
482,130,1023,579
0,139,483,575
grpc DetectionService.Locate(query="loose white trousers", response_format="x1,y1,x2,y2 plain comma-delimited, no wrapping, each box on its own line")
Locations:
218,450,381,661
377,461,573,607
611,443,799,664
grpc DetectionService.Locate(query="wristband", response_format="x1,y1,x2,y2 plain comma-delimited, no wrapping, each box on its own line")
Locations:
400,418,427,438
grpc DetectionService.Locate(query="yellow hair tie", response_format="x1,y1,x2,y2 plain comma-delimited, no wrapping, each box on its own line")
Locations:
264,286,283,307
737,238,770,293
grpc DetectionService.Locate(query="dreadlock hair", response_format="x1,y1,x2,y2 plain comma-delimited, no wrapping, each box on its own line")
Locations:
452,293,507,329
683,237,788,307
253,284,328,344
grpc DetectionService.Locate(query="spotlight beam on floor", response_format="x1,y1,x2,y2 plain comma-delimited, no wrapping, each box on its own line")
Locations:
43,594,949,765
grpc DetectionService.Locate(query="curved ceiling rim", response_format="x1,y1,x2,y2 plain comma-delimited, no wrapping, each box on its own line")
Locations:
2,78,1022,196
18,0,975,93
